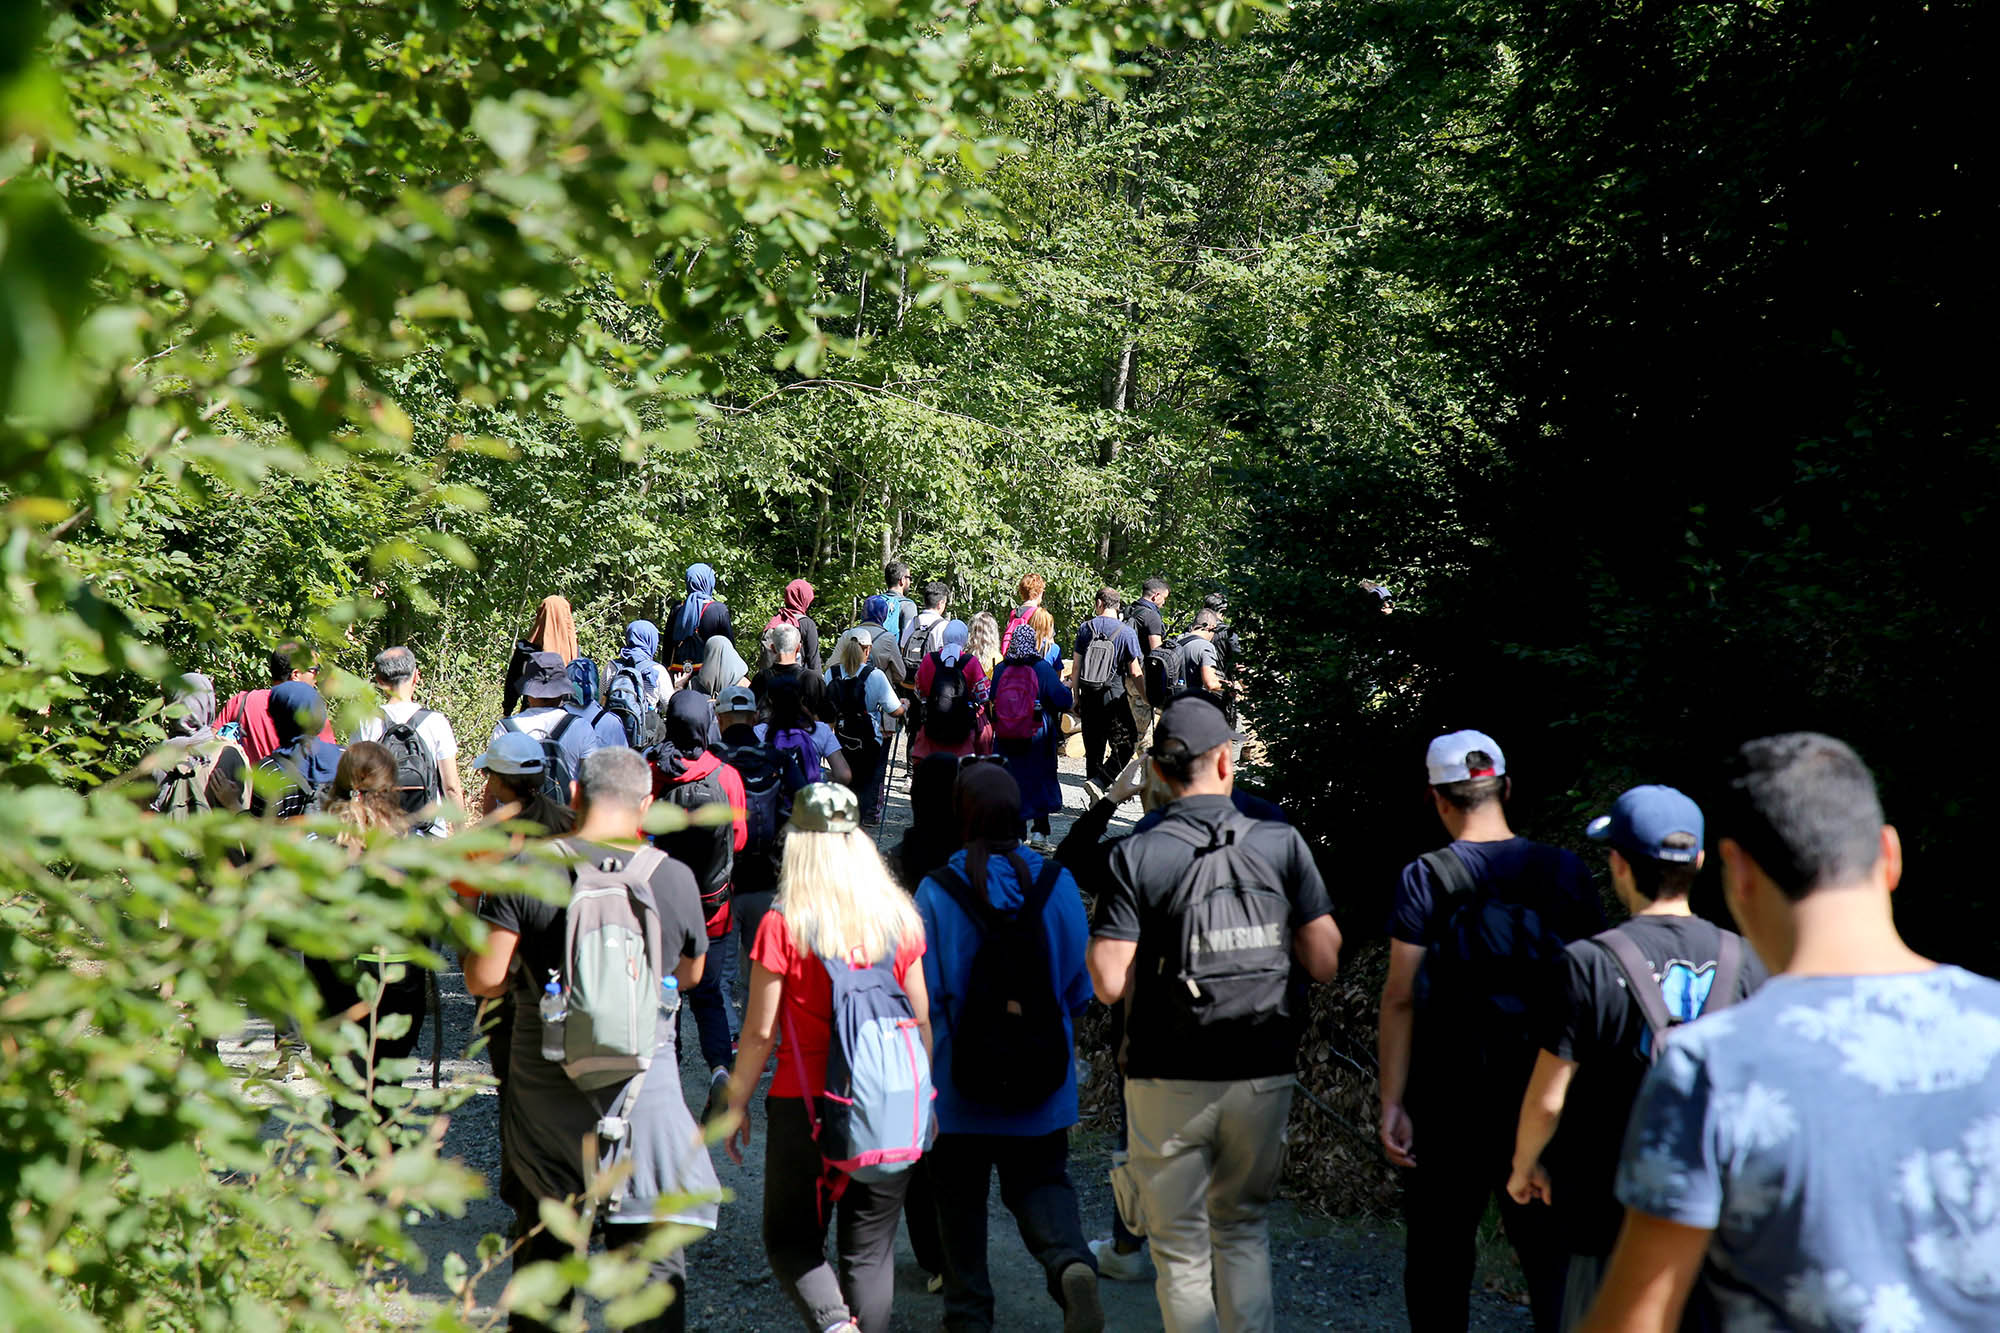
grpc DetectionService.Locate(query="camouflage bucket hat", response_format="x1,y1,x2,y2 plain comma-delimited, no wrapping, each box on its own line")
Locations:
789,782,860,835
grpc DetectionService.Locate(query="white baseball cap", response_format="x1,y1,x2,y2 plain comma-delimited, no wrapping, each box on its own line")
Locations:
1426,730,1506,785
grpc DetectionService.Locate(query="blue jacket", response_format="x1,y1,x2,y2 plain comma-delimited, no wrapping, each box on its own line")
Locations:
917,846,1093,1136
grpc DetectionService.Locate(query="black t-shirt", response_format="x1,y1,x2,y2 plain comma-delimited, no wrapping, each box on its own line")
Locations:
1095,794,1335,1080
1539,914,1766,1253
479,839,707,1006
753,662,829,723
795,614,823,676
1129,600,1167,653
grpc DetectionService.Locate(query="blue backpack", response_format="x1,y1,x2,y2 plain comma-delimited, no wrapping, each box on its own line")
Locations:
568,656,603,709
795,951,934,1182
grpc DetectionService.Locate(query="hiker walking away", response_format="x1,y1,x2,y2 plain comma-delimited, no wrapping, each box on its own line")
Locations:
651,691,750,1124
966,612,1003,680
614,619,674,708
1143,610,1226,713
490,651,602,808
1004,573,1048,646
1200,593,1245,748
912,620,986,763
1579,735,2000,1333
306,741,428,1129
669,562,735,680
1508,786,1763,1331
752,621,829,722
724,784,935,1333
709,684,800,1018
766,578,824,676
503,595,579,717
1122,579,1170,757
464,747,716,1333
350,646,463,835
563,657,628,749
1072,588,1143,797
694,633,752,704
1379,730,1600,1333
900,582,952,728
918,762,1104,1333
1087,697,1342,1333
756,672,852,788
826,630,906,828
880,560,916,645
991,624,1071,852
472,732,580,838
845,593,909,689
149,672,250,818
220,640,335,766
253,680,343,818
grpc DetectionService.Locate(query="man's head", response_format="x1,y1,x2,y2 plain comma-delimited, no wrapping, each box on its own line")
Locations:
1095,586,1124,616
1716,733,1901,968
473,731,547,805
764,622,801,663
1203,592,1228,617
1142,576,1170,607
1191,608,1223,639
923,581,949,612
1150,695,1240,796
1426,729,1509,814
1588,784,1705,905
574,745,654,822
716,684,759,733
268,640,318,686
1017,573,1046,605
373,645,419,699
516,650,571,704
884,560,910,594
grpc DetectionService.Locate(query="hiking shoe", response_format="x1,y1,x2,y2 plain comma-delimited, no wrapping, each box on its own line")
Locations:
701,1067,730,1124
1059,1261,1104,1333
1081,780,1105,806
1088,1236,1151,1282
1028,835,1058,854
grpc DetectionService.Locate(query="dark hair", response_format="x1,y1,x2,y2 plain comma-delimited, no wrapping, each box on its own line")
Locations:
1719,732,1884,900
268,640,316,684
884,560,910,588
1096,586,1124,613
1203,592,1227,612
1152,740,1224,787
1142,576,1169,598
373,645,417,685
487,767,538,804
1627,833,1701,902
923,581,949,610
1193,608,1223,632
1435,753,1506,811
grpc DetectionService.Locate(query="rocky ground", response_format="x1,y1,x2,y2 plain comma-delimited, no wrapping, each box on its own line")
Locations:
223,734,1533,1331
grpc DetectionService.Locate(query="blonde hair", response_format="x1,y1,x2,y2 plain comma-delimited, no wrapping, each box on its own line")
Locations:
1030,607,1055,657
835,631,868,676
777,829,922,965
966,612,1001,669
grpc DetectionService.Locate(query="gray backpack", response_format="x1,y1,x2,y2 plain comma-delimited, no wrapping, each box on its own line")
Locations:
555,842,669,1092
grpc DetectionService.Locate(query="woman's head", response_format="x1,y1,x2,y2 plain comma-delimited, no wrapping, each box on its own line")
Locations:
966,612,1001,663
528,595,578,661
1030,607,1055,655
836,630,868,676
1006,623,1040,661
956,759,1022,846
328,740,405,842
779,784,921,964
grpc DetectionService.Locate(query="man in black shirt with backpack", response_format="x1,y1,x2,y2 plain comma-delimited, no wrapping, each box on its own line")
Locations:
1088,697,1343,1332
1378,730,1600,1332
1073,587,1143,797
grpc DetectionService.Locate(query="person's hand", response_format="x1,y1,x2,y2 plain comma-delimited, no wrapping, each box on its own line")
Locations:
726,1104,753,1164
1380,1101,1417,1168
1507,1162,1552,1206
1108,753,1147,806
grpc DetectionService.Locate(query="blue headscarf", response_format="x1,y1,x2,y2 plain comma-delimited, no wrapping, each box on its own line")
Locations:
939,619,970,667
266,680,342,786
862,593,892,626
670,563,718,646
618,620,663,695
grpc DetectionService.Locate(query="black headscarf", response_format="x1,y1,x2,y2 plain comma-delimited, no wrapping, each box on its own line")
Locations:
955,760,1026,900
654,689,717,778
892,755,967,893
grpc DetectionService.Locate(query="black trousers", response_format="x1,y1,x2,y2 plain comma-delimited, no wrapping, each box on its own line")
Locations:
1401,1126,1567,1333
930,1129,1094,1332
508,1212,687,1333
764,1096,910,1332
1095,691,1141,782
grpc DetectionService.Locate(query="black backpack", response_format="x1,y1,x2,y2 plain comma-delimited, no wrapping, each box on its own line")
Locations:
502,713,580,805
600,664,666,750
830,664,881,764
1415,847,1571,1075
931,854,1073,1110
1146,813,1295,1026
902,612,943,678
713,738,796,852
923,655,975,747
1143,634,1196,708
658,767,734,922
1593,926,1746,1066
1077,620,1121,693
378,708,443,816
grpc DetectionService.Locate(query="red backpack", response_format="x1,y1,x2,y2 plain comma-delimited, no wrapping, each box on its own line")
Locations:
990,660,1042,741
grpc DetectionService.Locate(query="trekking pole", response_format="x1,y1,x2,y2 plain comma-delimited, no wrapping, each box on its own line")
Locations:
874,735,900,848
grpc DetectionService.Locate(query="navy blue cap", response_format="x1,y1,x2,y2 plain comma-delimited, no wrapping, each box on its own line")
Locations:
1587,785,1704,864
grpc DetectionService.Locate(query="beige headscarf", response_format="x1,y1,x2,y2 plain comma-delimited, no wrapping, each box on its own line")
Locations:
526,595,579,664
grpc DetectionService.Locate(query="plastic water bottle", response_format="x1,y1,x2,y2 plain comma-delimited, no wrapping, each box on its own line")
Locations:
660,975,681,1017
538,972,567,1063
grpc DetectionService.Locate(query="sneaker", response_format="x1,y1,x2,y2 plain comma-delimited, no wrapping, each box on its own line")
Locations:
1081,780,1105,806
1059,1261,1104,1333
1088,1236,1150,1282
1028,835,1058,854
701,1066,731,1124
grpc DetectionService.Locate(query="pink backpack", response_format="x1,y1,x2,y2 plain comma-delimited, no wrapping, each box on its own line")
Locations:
1003,604,1034,644
990,661,1041,741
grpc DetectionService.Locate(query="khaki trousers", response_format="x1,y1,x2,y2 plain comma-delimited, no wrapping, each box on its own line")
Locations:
1125,1075,1294,1333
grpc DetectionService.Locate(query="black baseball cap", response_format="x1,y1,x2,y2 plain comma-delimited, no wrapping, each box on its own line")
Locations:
1153,695,1242,759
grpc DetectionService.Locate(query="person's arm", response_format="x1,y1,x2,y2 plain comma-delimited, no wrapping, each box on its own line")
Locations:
464,927,519,998
1577,1213,1712,1333
1087,938,1137,1005
439,751,465,819
675,947,705,990
1293,914,1342,982
827,747,853,784
1378,938,1425,1167
725,961,782,1162
1199,661,1223,692
1509,1050,1577,1204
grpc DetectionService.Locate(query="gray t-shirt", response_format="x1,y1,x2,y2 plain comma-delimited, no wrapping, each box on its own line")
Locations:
1182,633,1219,685
1617,965,2000,1330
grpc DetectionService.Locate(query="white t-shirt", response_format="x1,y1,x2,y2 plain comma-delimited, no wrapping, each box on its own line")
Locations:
354,699,459,831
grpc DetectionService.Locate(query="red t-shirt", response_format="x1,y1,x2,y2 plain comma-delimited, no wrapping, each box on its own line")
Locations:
749,908,924,1099
219,687,337,766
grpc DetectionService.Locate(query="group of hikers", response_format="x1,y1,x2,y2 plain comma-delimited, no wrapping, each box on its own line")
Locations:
144,558,2000,1333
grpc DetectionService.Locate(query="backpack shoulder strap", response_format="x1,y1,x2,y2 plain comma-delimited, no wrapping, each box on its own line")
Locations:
549,711,579,743
1704,931,1745,1016
929,864,990,926
1419,847,1477,900
1023,853,1067,916
500,716,523,735
1595,927,1674,1047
